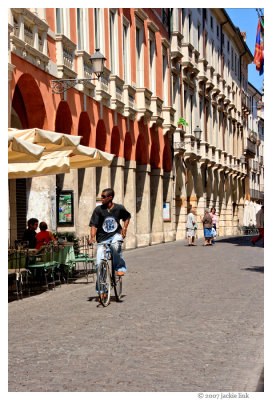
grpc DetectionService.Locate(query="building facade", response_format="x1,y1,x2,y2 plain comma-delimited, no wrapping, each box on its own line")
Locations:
8,8,257,248
246,82,264,205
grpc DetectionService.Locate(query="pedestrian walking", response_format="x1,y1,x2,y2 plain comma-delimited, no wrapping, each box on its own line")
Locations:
202,208,213,246
251,205,264,246
210,207,217,244
186,207,197,246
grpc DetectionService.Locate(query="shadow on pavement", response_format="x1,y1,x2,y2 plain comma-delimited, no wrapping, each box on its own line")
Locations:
256,367,264,392
242,266,264,273
215,235,264,248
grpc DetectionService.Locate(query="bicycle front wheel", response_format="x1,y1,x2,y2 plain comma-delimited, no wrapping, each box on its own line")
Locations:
113,268,122,301
97,261,111,306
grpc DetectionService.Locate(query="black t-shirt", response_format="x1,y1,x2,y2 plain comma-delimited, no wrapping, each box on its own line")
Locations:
22,229,37,248
89,203,131,243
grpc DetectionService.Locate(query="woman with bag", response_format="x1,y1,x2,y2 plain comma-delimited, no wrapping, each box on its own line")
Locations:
210,207,217,244
186,208,197,246
202,208,213,246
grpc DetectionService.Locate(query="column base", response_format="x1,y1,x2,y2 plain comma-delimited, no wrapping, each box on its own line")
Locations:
151,231,164,244
136,233,151,247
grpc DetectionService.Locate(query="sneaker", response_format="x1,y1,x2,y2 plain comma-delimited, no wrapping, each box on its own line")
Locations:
116,271,125,276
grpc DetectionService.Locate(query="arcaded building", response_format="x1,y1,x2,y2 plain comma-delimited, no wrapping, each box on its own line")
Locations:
8,8,256,248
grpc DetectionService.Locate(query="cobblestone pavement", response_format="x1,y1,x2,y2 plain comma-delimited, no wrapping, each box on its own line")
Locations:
8,235,264,392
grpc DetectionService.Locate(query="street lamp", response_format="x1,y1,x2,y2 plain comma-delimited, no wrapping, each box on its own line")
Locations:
51,49,106,94
174,125,202,150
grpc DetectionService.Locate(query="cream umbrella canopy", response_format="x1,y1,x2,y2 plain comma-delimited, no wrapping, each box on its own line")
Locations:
8,133,45,163
8,128,115,179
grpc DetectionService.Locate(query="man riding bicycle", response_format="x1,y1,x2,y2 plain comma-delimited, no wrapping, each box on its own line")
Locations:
89,188,131,277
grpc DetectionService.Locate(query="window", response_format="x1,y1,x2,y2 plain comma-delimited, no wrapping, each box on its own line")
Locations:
56,8,63,34
109,10,116,73
210,16,213,30
123,21,130,84
227,40,230,52
197,25,201,52
94,8,100,49
188,13,192,42
231,48,234,70
222,33,224,47
235,53,237,74
77,8,88,51
216,24,219,38
135,19,144,87
162,46,168,105
149,33,156,94
182,9,185,35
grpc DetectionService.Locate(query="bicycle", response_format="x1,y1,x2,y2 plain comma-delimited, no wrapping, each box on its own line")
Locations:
96,241,123,307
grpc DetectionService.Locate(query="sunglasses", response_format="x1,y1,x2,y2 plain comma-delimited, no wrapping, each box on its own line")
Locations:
101,194,111,198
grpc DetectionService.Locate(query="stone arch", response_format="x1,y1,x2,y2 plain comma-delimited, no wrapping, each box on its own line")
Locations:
163,144,172,172
136,134,148,164
110,126,121,156
124,132,132,161
55,101,73,134
150,141,160,169
96,119,107,151
12,73,47,129
78,112,91,146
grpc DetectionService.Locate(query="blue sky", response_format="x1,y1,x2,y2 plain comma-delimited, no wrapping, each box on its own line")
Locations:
225,8,264,93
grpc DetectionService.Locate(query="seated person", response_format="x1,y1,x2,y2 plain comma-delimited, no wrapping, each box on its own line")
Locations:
22,218,39,248
36,222,56,250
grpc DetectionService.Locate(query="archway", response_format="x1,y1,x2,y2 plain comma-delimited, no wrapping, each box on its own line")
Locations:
96,120,107,151
78,112,91,146
12,73,47,129
55,101,73,134
110,126,121,156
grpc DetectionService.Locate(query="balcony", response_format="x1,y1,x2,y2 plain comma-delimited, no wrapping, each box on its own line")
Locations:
95,66,111,106
244,138,256,158
181,42,194,70
242,89,251,114
259,155,263,166
171,31,183,61
135,88,153,124
150,96,164,130
123,84,136,120
55,34,77,79
76,50,96,96
10,8,49,71
162,106,176,135
109,75,125,113
249,130,258,144
198,59,208,83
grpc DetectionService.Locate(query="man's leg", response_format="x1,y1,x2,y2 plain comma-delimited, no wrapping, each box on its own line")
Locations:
252,229,262,244
110,233,127,274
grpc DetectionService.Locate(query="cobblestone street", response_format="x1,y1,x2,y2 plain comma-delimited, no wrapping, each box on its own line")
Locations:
8,235,264,392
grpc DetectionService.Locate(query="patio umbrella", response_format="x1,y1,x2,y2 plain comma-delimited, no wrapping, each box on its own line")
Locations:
8,128,82,152
8,147,114,179
8,134,45,163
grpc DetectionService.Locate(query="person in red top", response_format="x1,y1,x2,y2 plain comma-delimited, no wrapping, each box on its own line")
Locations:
35,222,56,250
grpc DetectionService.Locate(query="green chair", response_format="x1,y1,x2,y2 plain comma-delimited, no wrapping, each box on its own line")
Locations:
27,244,59,291
66,236,95,283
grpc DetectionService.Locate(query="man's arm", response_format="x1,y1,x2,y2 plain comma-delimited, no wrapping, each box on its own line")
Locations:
121,218,130,239
89,226,97,244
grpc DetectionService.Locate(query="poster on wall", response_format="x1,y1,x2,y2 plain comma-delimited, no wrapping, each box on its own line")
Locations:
163,202,171,222
57,190,74,226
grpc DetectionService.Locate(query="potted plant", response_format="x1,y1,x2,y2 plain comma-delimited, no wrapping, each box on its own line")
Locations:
177,117,189,129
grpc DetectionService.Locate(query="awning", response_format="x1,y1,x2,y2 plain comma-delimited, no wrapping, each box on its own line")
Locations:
8,134,45,163
8,128,115,179
8,128,82,152
8,151,71,179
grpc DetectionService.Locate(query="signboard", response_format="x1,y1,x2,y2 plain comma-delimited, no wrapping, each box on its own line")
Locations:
163,202,171,222
57,190,74,226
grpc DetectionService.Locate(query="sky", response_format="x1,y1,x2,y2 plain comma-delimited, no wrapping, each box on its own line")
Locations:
225,8,264,93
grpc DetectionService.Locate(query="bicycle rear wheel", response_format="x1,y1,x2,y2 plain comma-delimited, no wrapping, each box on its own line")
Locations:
97,261,111,306
113,267,122,301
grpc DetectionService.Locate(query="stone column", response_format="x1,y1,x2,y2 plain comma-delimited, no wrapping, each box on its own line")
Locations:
77,167,96,237
163,170,176,242
26,175,57,233
111,157,125,205
136,164,151,247
96,166,111,198
124,160,137,249
175,155,187,240
150,168,164,244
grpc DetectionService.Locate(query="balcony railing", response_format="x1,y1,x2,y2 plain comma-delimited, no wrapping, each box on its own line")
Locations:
244,138,256,157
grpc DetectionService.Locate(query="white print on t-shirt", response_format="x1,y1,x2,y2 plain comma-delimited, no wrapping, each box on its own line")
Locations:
102,216,118,233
